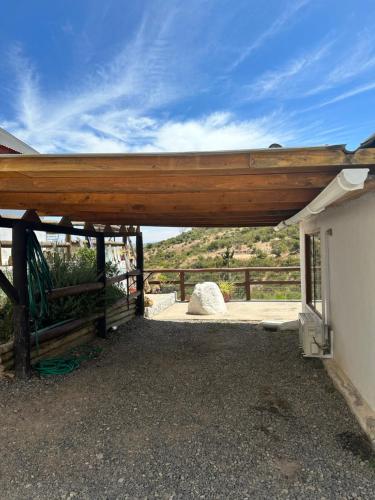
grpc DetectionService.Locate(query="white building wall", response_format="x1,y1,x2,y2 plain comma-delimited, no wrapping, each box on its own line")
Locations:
0,228,47,267
301,192,375,411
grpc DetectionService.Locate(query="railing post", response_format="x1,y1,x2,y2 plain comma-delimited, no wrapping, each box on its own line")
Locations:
245,269,251,301
12,222,31,379
136,231,144,316
65,233,72,259
96,233,107,338
180,271,185,301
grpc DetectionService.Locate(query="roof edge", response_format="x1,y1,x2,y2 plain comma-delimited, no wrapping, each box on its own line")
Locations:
0,128,38,154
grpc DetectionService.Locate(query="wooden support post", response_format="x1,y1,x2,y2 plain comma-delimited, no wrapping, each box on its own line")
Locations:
65,233,72,259
96,233,107,337
180,271,186,302
245,269,251,301
12,222,31,378
136,232,144,316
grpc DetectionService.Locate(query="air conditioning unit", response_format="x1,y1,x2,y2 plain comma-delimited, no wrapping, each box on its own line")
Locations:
299,312,326,357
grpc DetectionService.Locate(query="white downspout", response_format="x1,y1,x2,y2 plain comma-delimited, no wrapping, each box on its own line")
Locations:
275,168,369,231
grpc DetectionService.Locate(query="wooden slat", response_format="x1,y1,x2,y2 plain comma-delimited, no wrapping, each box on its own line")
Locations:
0,172,338,192
0,189,321,205
47,281,104,300
0,147,341,171
0,146,372,174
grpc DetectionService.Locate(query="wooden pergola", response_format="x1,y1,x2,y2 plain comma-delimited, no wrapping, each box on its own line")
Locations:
0,145,374,227
1,142,375,378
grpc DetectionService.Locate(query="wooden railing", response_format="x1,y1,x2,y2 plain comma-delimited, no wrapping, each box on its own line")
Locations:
145,267,300,301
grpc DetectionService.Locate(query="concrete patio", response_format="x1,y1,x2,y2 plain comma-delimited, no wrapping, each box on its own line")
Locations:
152,300,302,322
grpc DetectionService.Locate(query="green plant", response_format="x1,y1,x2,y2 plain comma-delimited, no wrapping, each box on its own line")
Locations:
46,250,125,326
218,281,235,301
0,296,13,343
0,249,127,344
221,246,235,267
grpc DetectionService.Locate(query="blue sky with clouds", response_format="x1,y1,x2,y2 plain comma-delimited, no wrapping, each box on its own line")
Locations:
1,0,374,242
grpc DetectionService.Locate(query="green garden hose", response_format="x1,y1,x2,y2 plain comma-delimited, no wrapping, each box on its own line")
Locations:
26,230,53,348
33,344,102,376
26,231,102,376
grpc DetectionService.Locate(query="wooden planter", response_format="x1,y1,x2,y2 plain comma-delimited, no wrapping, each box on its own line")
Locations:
0,298,137,374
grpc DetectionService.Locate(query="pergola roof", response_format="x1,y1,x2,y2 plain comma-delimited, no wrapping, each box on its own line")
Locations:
0,145,374,227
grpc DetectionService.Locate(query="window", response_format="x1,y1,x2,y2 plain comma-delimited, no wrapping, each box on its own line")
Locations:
305,232,322,316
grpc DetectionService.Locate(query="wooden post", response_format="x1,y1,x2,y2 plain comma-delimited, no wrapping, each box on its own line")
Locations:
135,232,144,316
65,233,72,259
245,269,251,301
96,233,107,337
180,271,186,301
12,222,31,378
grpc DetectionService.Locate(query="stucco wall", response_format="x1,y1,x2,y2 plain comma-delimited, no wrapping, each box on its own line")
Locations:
301,192,375,411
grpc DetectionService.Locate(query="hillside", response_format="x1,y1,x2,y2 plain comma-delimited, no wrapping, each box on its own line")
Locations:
144,226,300,269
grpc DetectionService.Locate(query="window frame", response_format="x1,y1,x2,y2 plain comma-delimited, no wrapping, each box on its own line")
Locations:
305,231,323,318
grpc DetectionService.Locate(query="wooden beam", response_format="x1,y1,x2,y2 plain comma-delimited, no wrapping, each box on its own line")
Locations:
0,216,120,237
0,146,373,174
22,209,41,222
0,188,321,210
59,216,73,227
0,172,339,193
96,233,107,338
12,222,31,379
135,232,144,316
0,269,19,304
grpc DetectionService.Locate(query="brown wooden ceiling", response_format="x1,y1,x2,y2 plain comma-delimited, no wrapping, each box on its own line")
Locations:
0,145,374,227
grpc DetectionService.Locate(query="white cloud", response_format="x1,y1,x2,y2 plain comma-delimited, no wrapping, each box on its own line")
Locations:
316,81,375,108
244,42,331,101
244,31,375,104
230,0,311,70
136,112,296,152
4,4,194,153
2,37,300,153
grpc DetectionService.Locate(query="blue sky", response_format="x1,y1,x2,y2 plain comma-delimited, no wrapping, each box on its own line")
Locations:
1,0,374,242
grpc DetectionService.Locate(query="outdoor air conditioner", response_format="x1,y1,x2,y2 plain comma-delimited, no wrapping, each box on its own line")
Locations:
299,312,326,357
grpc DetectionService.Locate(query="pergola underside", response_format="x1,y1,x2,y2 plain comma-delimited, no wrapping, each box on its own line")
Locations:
0,145,374,227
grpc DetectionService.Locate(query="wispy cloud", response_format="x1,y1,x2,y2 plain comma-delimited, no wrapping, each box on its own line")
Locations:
5,4,193,152
244,41,331,101
2,0,373,155
316,81,375,108
9,45,42,130
229,0,311,71
1,4,304,154
242,30,375,107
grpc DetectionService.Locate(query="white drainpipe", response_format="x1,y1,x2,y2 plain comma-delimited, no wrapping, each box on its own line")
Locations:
275,168,369,231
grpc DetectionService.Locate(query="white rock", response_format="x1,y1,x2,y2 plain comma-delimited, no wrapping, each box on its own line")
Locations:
187,282,227,315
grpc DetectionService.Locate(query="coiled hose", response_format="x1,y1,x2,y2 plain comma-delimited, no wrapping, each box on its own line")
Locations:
26,231,101,376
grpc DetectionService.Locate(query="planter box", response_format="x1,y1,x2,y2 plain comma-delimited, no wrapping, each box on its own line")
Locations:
0,298,137,374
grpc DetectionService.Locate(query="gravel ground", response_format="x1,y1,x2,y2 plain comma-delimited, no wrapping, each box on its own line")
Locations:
0,317,374,499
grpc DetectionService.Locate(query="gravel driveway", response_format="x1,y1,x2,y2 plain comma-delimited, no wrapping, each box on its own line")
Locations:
0,318,374,499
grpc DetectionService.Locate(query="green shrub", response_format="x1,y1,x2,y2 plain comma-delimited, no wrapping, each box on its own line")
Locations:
0,248,127,344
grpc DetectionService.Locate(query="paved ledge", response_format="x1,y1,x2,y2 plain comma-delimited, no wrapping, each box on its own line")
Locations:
144,293,176,318
152,300,301,322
